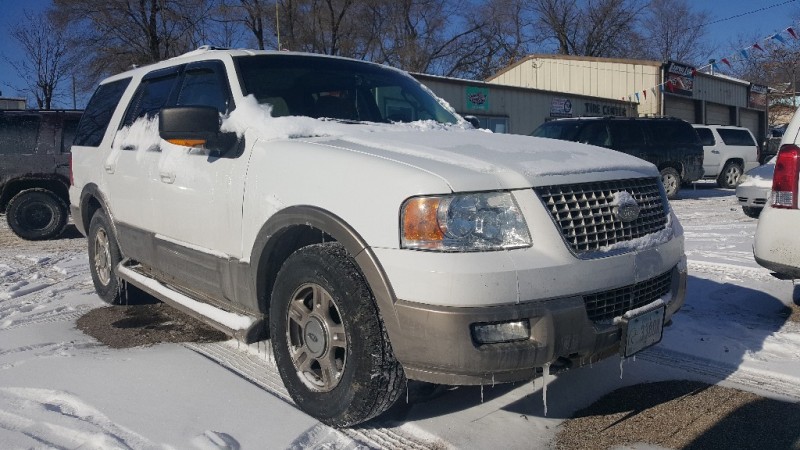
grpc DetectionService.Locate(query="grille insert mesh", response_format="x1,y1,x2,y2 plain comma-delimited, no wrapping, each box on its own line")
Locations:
584,271,672,322
534,178,668,255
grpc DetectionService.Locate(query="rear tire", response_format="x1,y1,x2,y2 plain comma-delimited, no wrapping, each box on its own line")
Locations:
6,188,68,240
717,162,743,189
88,210,124,304
270,243,405,427
742,206,762,218
660,167,681,200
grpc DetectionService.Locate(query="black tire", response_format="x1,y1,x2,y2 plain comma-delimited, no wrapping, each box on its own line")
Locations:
742,206,762,218
6,188,68,240
660,167,681,200
270,243,405,427
88,209,124,304
717,161,743,189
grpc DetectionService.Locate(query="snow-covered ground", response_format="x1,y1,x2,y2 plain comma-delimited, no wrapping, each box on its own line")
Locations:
1,184,798,449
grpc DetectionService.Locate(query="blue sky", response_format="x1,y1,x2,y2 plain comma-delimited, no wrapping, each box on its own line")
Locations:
0,0,797,108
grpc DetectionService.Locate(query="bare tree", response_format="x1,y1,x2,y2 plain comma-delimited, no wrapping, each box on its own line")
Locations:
6,10,74,109
531,0,645,57
51,0,218,87
638,0,711,64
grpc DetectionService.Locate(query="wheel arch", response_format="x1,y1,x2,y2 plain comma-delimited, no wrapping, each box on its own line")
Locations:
77,184,116,238
250,205,401,332
0,176,69,212
657,161,684,177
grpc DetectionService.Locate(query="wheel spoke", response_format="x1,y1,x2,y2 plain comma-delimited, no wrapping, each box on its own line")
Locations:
319,350,342,386
288,298,310,325
312,284,330,311
292,348,314,373
329,323,347,348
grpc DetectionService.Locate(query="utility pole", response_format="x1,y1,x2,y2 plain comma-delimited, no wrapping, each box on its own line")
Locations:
275,2,281,51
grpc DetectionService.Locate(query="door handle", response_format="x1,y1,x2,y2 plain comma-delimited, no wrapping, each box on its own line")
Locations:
160,172,176,184
711,149,720,154
104,164,115,174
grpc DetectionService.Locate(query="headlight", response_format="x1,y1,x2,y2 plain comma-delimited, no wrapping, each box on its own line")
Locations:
401,192,531,251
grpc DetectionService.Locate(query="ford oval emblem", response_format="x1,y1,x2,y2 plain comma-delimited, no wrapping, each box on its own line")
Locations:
614,192,641,223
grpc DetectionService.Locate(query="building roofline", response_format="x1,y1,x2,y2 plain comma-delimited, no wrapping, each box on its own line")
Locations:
486,54,663,82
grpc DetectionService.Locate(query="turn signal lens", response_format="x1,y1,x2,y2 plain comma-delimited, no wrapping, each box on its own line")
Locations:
166,138,207,147
401,197,444,243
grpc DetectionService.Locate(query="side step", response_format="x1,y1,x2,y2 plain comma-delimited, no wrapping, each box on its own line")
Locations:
116,265,267,344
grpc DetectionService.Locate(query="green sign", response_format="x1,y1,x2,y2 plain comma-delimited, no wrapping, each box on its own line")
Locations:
466,87,489,110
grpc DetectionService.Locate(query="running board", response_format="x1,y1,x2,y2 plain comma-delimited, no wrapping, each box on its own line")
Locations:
116,265,267,344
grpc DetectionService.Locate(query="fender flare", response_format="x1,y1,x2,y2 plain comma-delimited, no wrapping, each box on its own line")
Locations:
249,205,401,332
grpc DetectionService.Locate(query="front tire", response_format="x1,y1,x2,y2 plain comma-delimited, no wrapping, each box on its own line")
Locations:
717,162,743,189
270,243,405,427
88,210,124,304
660,167,681,200
6,188,68,240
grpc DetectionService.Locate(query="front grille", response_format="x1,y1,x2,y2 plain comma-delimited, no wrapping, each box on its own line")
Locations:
584,271,672,322
534,178,668,256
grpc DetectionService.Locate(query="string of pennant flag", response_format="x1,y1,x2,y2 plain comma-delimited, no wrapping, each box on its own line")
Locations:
622,24,800,103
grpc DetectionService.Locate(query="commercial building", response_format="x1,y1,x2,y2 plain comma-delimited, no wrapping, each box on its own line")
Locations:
486,54,768,141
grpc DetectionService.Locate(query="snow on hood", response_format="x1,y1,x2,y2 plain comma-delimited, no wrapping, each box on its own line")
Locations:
739,158,775,189
223,95,657,192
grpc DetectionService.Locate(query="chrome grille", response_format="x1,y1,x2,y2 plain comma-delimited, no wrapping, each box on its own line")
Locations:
584,271,672,322
534,178,668,255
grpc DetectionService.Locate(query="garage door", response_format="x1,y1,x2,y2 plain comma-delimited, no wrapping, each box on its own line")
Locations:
740,109,761,138
706,102,731,125
664,96,694,122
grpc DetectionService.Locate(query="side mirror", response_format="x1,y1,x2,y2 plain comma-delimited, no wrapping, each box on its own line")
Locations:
463,115,481,129
159,106,220,147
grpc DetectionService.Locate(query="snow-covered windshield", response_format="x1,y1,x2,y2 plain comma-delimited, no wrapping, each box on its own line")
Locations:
234,55,459,125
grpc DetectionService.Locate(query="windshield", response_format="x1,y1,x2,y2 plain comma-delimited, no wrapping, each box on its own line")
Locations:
531,120,582,140
234,55,458,125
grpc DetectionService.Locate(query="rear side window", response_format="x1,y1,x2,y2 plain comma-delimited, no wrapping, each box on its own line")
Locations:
608,122,645,149
695,127,715,146
645,121,700,145
0,115,42,154
74,78,131,147
718,129,756,146
576,122,611,147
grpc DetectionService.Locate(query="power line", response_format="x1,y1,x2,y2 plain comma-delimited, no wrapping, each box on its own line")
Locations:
701,0,797,29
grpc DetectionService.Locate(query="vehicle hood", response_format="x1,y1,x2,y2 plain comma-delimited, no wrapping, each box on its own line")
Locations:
304,127,659,192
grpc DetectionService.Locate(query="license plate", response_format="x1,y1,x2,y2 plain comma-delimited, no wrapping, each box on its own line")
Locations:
621,305,665,357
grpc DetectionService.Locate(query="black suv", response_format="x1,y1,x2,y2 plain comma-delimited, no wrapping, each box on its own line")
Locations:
0,109,82,239
532,117,704,199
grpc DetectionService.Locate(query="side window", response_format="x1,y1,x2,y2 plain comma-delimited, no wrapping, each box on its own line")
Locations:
695,127,715,146
718,129,756,146
73,78,131,147
176,62,231,113
608,122,646,149
60,117,81,153
0,115,41,154
122,70,180,127
576,122,611,147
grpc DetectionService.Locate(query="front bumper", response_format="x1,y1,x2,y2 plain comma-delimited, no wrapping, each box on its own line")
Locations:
389,261,687,385
735,184,769,208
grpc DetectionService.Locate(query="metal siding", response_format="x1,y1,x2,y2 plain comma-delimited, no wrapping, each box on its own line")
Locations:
706,102,731,125
740,109,760,137
665,96,695,122
694,75,748,107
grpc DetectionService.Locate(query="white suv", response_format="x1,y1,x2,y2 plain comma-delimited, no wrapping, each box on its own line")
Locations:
693,124,759,188
70,48,687,426
754,109,800,278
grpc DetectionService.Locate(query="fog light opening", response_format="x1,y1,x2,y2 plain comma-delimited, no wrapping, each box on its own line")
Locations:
472,320,531,345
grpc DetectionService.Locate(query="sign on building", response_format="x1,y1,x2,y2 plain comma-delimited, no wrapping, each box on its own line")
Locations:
664,61,695,97
749,84,768,109
466,87,489,110
550,97,573,117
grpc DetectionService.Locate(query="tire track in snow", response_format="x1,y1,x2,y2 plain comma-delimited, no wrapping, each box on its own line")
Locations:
184,341,443,450
687,260,778,283
638,346,800,401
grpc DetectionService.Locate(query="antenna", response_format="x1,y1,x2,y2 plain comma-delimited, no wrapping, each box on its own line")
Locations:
276,2,281,50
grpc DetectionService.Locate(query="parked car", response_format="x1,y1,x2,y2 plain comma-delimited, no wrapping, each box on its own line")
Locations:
531,116,704,199
70,47,687,426
754,109,800,278
692,124,759,188
735,157,775,218
0,109,82,240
